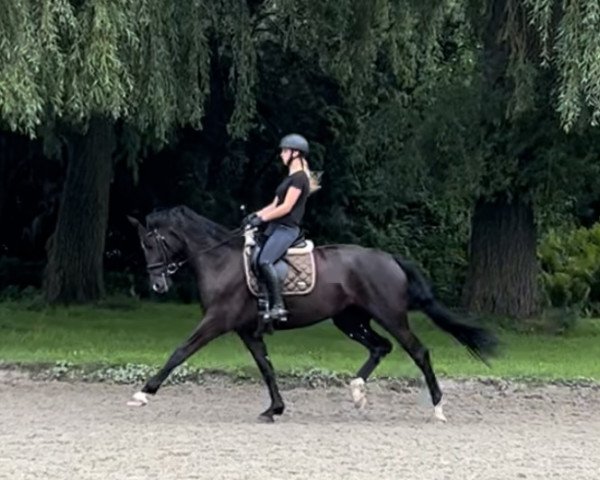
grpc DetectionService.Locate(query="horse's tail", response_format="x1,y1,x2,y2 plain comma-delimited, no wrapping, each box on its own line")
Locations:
394,256,499,364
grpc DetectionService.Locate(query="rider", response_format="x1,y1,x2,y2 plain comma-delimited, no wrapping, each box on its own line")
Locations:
244,133,319,322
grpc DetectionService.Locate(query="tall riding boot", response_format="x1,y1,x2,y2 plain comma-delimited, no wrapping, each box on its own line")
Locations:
259,262,288,322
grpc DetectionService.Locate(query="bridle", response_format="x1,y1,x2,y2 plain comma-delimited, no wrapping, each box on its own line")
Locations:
144,226,245,278
145,230,188,280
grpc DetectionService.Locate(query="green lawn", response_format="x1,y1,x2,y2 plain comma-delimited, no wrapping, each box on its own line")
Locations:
1,300,600,381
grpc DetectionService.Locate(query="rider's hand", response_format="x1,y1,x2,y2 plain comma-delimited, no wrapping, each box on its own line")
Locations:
242,213,264,228
242,213,257,226
247,215,264,228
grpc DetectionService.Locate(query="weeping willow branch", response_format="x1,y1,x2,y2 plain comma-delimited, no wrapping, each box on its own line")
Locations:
523,0,600,130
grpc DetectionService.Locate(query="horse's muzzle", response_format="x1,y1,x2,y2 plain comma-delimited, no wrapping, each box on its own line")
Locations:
152,282,168,293
151,276,169,294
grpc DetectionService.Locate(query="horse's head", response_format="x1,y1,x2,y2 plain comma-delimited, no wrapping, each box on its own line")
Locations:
127,215,186,294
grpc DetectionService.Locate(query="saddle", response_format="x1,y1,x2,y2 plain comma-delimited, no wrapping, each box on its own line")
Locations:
243,228,317,297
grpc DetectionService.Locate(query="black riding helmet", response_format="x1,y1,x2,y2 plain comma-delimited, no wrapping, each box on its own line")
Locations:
279,133,309,156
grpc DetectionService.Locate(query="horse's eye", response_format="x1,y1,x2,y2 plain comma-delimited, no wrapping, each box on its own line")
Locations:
167,264,178,275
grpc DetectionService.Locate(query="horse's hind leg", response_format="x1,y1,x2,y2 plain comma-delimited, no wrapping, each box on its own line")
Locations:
333,307,393,409
377,313,446,421
333,307,393,380
238,329,284,423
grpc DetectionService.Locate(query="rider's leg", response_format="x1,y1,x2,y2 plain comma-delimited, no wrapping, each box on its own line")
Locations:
257,224,300,321
259,262,287,319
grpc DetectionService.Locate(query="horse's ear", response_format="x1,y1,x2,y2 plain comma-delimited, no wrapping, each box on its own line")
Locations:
127,215,146,236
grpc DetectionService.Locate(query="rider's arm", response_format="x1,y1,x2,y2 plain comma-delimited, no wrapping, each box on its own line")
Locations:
259,187,301,222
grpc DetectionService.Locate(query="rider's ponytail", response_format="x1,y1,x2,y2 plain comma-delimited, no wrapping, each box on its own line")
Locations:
302,159,322,194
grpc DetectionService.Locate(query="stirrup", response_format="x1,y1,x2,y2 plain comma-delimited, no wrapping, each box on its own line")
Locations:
268,306,288,322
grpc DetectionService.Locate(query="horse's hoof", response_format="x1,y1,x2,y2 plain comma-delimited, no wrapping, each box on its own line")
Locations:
127,391,148,407
350,378,367,410
434,404,447,422
258,413,275,423
272,405,285,416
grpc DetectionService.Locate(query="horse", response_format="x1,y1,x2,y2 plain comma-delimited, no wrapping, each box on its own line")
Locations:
126,205,498,422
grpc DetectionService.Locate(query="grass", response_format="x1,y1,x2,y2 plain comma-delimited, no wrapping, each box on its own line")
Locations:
1,299,600,381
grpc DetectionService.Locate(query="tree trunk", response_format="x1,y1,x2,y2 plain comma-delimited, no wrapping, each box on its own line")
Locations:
462,194,540,318
44,117,115,304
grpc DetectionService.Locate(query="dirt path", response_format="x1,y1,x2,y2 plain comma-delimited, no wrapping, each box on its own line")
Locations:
1,371,599,480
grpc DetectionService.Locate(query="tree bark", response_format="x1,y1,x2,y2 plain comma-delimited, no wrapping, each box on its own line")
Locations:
44,117,116,304
462,194,540,318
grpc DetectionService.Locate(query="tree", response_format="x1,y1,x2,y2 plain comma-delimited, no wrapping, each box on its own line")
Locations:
0,0,256,303
405,0,600,317
462,0,600,317
5,0,598,314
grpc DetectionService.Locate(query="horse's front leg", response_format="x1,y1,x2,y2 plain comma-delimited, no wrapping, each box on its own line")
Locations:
128,313,226,406
238,330,284,423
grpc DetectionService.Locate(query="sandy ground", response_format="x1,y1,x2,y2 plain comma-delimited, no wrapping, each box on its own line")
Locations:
1,370,599,480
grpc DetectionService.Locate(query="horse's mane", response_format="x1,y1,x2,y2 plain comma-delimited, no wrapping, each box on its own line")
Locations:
146,205,240,245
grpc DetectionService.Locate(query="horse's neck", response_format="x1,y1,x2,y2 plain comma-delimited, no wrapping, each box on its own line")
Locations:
183,233,242,306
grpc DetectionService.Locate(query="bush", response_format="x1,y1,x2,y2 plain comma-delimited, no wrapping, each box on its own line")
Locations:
487,308,580,335
356,202,470,306
538,223,600,316
104,269,199,304
0,257,43,290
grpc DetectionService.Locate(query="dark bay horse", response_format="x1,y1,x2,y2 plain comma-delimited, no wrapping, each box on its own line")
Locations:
127,206,498,422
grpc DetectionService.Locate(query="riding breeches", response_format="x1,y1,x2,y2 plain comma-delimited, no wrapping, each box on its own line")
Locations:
257,223,300,266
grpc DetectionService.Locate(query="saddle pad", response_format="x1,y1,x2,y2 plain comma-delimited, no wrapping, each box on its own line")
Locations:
243,247,316,297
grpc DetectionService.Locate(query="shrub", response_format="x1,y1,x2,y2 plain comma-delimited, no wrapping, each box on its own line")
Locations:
538,223,600,316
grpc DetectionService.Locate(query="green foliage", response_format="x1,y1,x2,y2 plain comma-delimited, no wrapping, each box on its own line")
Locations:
0,285,40,302
486,308,580,336
3,0,600,315
505,0,600,131
42,361,210,385
0,0,44,133
0,0,245,142
539,223,600,316
0,257,43,292
275,0,456,111
352,201,470,304
217,0,257,138
2,300,600,380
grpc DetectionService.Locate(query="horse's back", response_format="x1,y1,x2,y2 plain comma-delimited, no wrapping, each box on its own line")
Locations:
314,243,406,284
